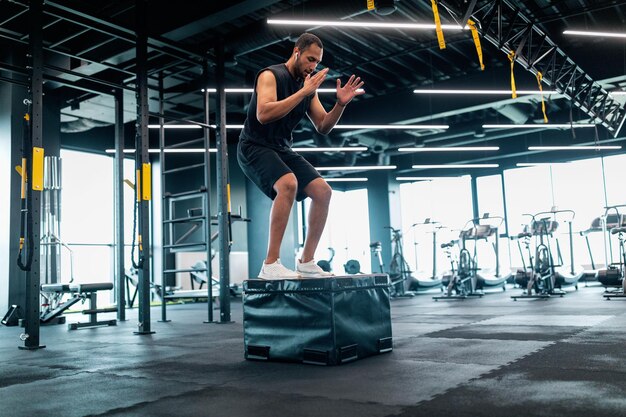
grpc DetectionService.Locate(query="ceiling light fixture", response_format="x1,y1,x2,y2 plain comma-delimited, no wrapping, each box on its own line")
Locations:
292,147,367,152
528,145,622,151
516,162,569,167
267,18,465,31
324,177,369,182
315,165,397,171
483,123,596,129
396,176,461,181
105,148,217,154
412,164,499,168
564,30,626,39
398,146,499,152
333,124,448,129
413,89,557,95
201,88,364,94
609,91,626,96
148,124,202,129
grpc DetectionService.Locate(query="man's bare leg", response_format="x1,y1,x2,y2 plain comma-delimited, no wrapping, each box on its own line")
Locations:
300,178,332,263
265,173,297,264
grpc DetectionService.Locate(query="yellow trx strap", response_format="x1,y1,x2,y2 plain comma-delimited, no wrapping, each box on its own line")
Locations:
366,0,375,11
467,19,484,70
431,0,446,50
536,71,548,123
508,50,517,99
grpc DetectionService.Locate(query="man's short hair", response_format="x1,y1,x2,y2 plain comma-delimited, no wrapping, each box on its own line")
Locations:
295,33,323,52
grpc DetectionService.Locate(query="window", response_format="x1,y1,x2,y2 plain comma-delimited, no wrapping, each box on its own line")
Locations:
400,176,473,277
304,188,371,274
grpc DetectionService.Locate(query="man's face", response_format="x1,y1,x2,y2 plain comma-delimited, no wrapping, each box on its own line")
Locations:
295,44,323,79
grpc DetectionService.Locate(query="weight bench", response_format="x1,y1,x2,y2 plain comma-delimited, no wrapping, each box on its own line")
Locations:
40,283,117,330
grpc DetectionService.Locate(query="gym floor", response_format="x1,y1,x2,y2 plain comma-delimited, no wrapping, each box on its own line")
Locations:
1,283,625,417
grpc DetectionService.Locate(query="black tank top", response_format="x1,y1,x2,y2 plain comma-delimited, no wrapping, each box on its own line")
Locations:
239,63,312,149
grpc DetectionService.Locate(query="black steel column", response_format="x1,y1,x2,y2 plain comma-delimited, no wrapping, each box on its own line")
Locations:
114,89,126,321
202,62,214,323
20,0,44,350
215,43,231,323
134,0,153,335
470,176,479,221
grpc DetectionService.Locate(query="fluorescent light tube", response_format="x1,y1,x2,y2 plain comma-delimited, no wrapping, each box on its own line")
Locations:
324,178,368,182
398,146,499,152
412,164,499,168
292,147,367,152
564,30,626,39
267,19,465,31
414,89,556,95
483,124,596,129
105,149,217,153
516,162,569,167
528,146,622,151
148,124,202,129
201,88,363,93
315,165,397,171
334,124,448,129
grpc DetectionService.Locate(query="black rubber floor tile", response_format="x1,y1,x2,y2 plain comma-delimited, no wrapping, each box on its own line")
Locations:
423,324,586,341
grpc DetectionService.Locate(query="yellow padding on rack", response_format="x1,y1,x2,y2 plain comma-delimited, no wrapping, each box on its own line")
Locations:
227,183,232,213
366,0,375,11
467,19,484,71
136,169,141,202
142,163,151,201
138,235,143,251
536,71,548,123
32,147,44,191
508,50,517,99
431,0,446,50
19,159,26,199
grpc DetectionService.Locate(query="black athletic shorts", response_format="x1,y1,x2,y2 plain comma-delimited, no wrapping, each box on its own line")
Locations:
237,140,321,201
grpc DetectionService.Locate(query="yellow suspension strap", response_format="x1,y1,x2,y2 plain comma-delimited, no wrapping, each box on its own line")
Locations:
467,19,484,71
366,0,375,11
431,0,446,50
536,71,548,123
17,105,34,271
507,50,517,99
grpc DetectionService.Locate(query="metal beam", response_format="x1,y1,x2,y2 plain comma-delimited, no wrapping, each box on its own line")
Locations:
441,0,626,136
134,0,153,336
20,0,44,351
215,42,231,323
114,89,126,322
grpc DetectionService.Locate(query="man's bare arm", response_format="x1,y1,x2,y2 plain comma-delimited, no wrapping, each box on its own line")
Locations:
256,68,329,125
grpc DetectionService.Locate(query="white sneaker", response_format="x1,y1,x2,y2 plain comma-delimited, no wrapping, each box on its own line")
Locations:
258,259,300,280
297,259,334,278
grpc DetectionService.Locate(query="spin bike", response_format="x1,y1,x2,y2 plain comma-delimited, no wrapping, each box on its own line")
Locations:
602,204,626,300
433,221,484,300
371,227,416,298
512,212,567,300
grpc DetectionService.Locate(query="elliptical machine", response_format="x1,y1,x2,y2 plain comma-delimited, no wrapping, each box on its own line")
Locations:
408,218,444,293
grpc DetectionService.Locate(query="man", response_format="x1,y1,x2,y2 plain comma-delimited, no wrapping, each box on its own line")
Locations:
237,33,364,279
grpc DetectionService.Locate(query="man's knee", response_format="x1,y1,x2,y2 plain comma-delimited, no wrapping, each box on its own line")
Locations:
309,179,332,204
274,173,298,198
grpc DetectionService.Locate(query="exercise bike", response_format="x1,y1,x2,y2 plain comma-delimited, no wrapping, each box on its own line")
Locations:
602,205,626,300
512,213,565,300
433,222,483,300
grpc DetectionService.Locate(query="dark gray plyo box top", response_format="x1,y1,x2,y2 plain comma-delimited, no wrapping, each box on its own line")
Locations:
243,274,390,294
